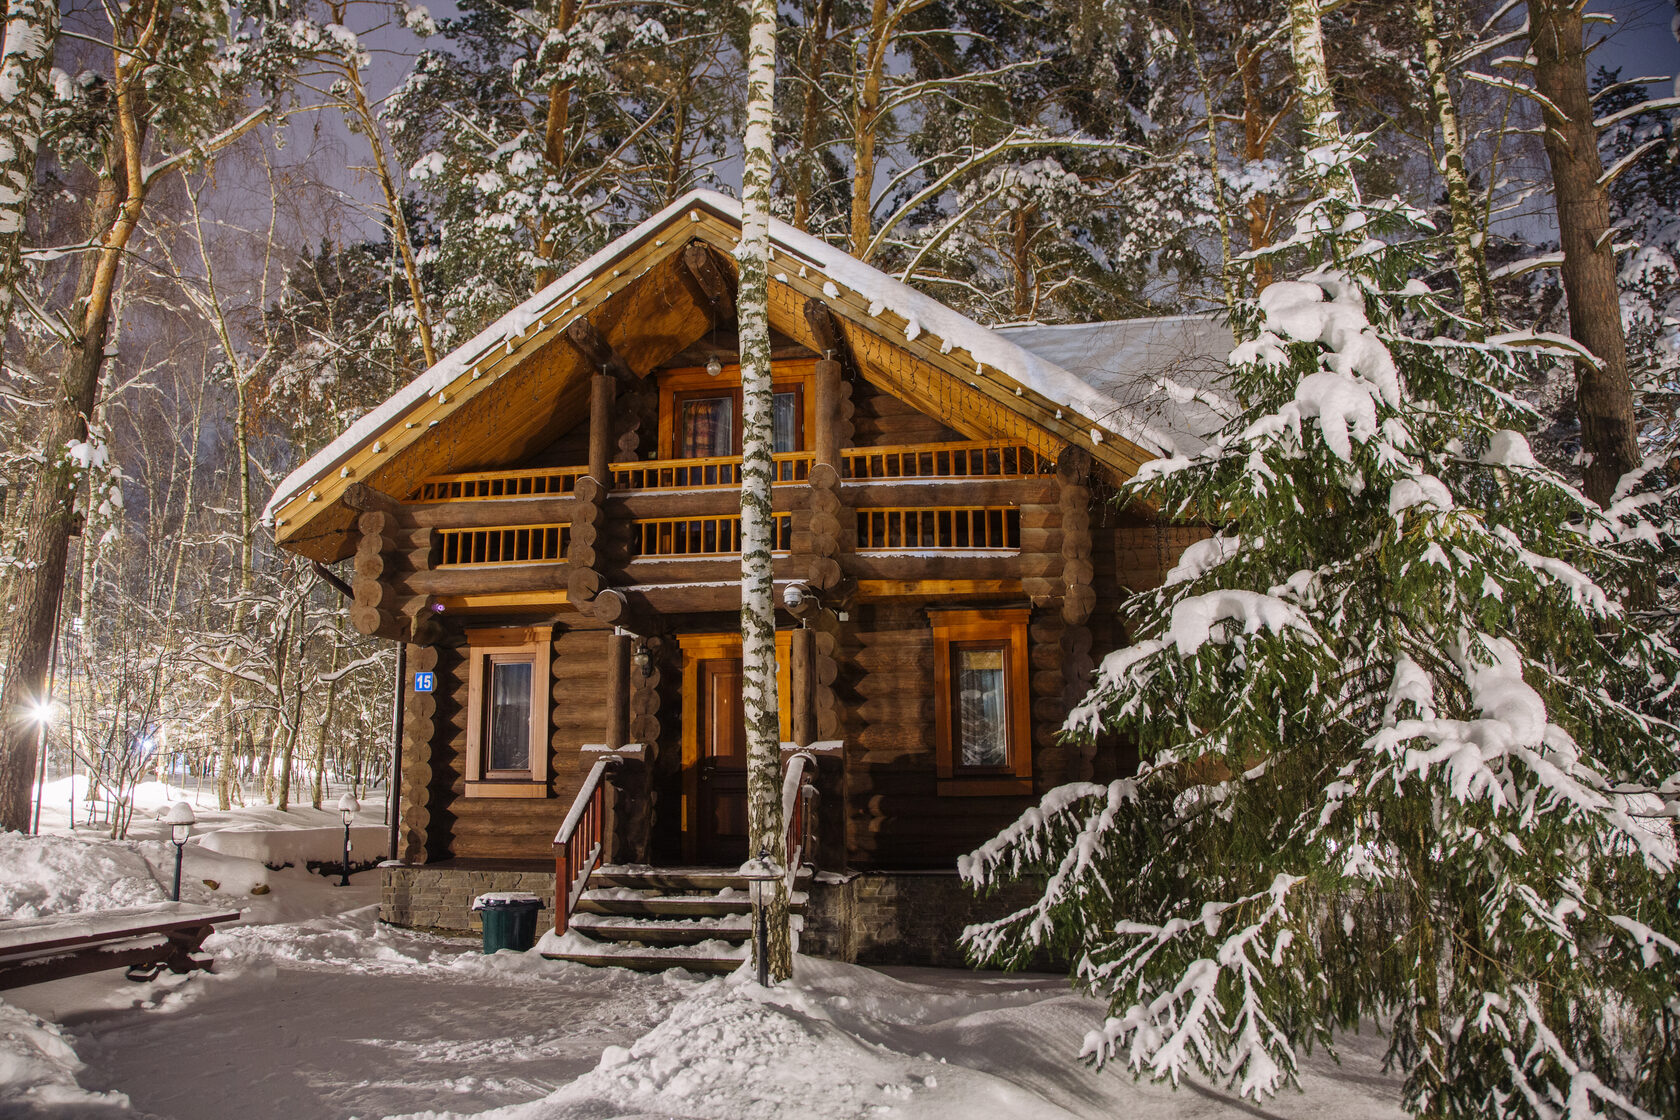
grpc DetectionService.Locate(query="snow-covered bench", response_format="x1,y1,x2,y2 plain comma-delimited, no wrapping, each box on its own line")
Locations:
0,903,241,989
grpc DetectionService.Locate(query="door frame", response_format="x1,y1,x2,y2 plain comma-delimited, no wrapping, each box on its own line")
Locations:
678,631,793,863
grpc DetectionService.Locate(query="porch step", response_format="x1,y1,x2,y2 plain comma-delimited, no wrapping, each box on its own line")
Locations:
540,866,805,973
592,866,813,892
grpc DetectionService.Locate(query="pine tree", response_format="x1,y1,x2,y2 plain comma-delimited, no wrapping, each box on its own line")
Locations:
960,134,1680,1120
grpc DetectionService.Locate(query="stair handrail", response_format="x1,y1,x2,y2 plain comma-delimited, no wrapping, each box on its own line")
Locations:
780,751,818,893
552,756,623,934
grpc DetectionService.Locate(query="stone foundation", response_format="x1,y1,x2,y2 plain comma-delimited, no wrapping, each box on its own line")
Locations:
381,862,556,935
382,863,1055,968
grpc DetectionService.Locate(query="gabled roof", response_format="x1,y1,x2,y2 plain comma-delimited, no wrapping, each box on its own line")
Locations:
265,190,1216,562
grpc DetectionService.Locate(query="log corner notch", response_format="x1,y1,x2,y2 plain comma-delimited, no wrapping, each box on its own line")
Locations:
344,484,441,644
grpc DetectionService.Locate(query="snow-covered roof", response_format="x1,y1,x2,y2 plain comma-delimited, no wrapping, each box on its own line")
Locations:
999,316,1234,457
266,190,1234,557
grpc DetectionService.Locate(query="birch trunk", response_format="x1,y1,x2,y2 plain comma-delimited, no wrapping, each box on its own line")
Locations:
1526,0,1640,506
0,0,58,374
739,0,792,982
1412,0,1486,335
1285,0,1355,205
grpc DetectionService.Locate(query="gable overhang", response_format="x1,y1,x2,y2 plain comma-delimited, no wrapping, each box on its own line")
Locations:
266,191,1162,563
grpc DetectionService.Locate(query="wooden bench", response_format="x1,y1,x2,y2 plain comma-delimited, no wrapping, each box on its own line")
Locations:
0,903,242,989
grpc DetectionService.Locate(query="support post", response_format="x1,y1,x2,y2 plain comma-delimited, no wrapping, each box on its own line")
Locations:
791,627,815,747
589,372,614,486
812,357,841,469
606,632,631,752
387,642,407,861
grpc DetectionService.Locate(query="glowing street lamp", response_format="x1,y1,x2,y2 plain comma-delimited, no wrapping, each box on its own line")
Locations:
28,701,54,836
740,848,781,988
336,793,359,886
165,801,195,901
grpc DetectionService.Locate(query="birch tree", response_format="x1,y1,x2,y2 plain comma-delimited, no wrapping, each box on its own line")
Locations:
0,0,58,374
739,0,792,982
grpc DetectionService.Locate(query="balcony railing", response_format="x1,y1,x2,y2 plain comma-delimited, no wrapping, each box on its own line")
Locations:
412,467,585,502
856,507,1021,551
613,453,812,491
438,524,570,566
632,513,793,558
408,440,1050,505
841,441,1052,481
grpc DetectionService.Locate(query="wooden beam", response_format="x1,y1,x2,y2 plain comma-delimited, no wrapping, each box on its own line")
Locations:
403,496,576,530
682,242,735,318
397,562,569,597
343,483,405,517
566,318,633,380
802,298,858,377
855,578,1024,599
589,372,615,485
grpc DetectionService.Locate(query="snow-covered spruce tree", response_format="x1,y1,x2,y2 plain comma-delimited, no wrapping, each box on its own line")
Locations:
960,152,1680,1117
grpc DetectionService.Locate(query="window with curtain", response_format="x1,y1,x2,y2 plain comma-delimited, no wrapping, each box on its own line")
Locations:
954,647,1008,768
680,396,733,458
487,659,533,772
773,391,798,453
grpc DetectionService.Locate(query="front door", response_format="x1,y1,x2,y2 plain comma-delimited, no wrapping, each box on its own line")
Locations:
697,657,748,864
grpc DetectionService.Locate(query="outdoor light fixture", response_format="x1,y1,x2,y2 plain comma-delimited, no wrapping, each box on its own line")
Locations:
705,353,723,378
631,642,652,679
336,793,359,887
741,847,780,988
28,701,52,726
165,801,195,902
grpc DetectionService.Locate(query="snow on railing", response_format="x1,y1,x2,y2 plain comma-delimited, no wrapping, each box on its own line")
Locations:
780,752,817,892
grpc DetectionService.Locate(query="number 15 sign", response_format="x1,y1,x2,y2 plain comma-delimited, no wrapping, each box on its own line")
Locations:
414,672,436,693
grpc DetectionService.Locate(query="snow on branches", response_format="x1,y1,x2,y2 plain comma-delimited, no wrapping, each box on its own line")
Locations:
963,159,1680,1118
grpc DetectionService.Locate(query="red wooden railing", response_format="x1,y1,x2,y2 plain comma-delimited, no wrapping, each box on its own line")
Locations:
780,752,818,892
552,757,621,934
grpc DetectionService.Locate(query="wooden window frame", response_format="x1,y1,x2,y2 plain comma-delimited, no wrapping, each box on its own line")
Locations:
658,359,816,459
463,625,553,798
931,608,1032,796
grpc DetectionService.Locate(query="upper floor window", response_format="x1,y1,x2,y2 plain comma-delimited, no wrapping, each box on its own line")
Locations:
660,360,815,460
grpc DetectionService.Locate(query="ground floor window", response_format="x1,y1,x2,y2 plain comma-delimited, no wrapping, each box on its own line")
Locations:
464,625,553,797
930,608,1032,796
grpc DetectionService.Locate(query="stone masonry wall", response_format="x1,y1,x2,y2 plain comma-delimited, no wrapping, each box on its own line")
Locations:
382,866,557,935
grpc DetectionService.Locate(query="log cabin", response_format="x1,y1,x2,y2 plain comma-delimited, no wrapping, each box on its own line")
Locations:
264,190,1229,970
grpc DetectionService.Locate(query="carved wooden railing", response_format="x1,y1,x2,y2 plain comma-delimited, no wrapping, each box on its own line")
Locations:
552,756,622,934
780,752,818,892
631,512,794,558
614,452,813,491
840,440,1053,481
855,506,1022,551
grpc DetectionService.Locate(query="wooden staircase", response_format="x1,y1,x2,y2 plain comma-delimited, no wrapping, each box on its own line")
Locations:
539,866,808,973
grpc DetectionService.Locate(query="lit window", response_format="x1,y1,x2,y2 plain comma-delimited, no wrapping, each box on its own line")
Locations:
464,626,552,798
931,609,1032,796
680,396,733,458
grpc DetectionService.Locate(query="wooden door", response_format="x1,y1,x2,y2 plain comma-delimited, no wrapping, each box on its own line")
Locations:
697,657,748,864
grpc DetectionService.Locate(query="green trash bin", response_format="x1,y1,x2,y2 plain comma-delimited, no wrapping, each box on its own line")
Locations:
473,892,544,953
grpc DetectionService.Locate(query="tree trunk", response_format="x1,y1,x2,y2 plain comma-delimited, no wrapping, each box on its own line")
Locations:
1285,0,1356,205
850,0,889,258
792,0,834,232
740,0,792,982
1527,0,1640,506
0,0,58,374
535,0,580,289
1412,0,1486,335
1238,43,1277,292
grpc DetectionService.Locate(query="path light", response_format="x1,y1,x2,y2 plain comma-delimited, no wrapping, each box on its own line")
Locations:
165,802,195,902
705,353,723,378
337,793,360,887
740,848,780,988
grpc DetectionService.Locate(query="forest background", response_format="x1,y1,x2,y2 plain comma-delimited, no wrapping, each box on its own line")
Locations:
0,0,1674,835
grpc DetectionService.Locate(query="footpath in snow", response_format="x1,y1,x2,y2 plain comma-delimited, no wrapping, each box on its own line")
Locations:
0,785,1406,1119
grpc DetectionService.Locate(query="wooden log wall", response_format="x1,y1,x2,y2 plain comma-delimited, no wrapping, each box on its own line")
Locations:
1058,450,1097,782
806,357,848,592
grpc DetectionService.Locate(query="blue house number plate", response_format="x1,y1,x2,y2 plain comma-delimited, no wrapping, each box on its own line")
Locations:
414,672,435,693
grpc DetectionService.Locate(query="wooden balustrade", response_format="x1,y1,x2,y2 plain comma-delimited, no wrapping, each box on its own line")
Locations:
613,452,812,491
553,757,621,934
437,524,569,566
855,506,1022,551
411,467,585,502
632,513,793,558
841,441,1052,481
781,752,817,891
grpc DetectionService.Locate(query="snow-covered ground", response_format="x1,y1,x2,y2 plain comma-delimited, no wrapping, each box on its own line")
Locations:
1,790,1408,1119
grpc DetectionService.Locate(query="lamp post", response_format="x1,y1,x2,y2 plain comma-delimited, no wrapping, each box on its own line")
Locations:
336,793,359,886
165,801,195,902
740,848,780,988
